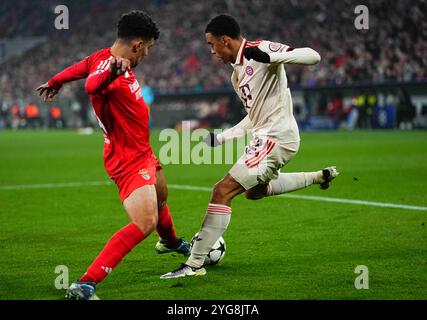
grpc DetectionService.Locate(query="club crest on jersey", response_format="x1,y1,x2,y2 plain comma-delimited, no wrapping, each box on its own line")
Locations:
138,169,151,180
245,66,254,76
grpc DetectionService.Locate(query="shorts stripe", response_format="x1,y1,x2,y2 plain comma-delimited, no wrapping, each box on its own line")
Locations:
245,140,276,168
245,141,276,168
244,140,272,163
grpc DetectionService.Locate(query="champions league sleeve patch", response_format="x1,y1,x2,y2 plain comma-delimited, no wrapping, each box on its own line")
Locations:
269,42,283,52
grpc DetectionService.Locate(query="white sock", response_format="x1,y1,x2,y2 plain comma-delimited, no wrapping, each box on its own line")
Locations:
186,203,231,268
266,172,321,196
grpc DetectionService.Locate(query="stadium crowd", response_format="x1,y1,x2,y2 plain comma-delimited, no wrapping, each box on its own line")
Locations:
0,0,426,129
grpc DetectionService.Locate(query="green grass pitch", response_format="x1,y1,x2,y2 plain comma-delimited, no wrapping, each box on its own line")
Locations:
0,130,426,300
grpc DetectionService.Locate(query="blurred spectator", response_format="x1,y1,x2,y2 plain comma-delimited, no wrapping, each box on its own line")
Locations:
355,93,371,129
11,104,22,130
48,105,65,128
141,78,155,111
396,89,416,130
0,0,425,130
24,102,42,129
0,0,426,100
141,77,155,127
327,93,344,129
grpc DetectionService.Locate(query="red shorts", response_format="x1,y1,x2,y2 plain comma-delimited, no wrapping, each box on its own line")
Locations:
114,157,163,203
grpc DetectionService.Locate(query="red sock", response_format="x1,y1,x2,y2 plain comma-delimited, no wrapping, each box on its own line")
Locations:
79,223,145,283
156,204,179,246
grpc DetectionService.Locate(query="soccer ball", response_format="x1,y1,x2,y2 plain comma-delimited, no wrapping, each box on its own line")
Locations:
191,233,226,266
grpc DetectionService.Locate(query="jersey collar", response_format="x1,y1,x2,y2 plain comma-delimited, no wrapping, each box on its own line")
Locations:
233,38,247,66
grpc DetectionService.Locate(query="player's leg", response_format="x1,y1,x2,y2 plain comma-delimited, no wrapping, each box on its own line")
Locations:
186,174,244,265
265,166,339,197
154,169,191,255
66,185,157,300
123,184,158,236
160,174,244,279
245,166,339,200
245,140,339,200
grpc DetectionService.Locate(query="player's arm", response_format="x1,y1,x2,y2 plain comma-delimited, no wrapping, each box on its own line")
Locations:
85,57,129,95
269,47,321,65
244,44,321,66
36,57,91,101
204,116,252,147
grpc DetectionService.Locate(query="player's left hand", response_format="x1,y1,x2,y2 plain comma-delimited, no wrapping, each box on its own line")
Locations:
36,82,60,102
203,132,221,147
244,47,271,63
110,57,131,76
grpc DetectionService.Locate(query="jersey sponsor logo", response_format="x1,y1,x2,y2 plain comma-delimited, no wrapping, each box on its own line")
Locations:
138,169,151,180
245,66,254,76
135,90,142,101
129,79,140,93
239,83,253,109
269,42,283,52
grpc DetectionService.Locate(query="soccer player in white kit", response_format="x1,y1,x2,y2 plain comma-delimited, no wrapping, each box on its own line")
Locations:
161,14,339,279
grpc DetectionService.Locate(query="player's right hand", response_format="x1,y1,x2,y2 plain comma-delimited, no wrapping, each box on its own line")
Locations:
110,57,131,76
36,82,59,102
203,132,221,147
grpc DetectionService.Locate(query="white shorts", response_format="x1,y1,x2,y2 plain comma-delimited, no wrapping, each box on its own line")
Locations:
229,137,299,190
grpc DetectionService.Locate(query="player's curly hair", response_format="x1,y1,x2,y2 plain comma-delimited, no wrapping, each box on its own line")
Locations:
117,10,160,41
205,14,241,39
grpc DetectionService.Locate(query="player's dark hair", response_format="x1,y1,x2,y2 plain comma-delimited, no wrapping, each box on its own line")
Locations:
205,14,241,39
117,10,160,41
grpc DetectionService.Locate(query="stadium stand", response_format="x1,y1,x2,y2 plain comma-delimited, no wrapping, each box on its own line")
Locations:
0,0,426,129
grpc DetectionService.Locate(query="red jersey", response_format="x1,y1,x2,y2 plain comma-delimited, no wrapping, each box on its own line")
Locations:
48,48,154,180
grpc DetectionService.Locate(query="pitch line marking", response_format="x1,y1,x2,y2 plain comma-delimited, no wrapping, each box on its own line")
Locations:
0,181,426,212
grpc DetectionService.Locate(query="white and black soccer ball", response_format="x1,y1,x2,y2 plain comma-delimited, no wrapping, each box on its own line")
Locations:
191,233,226,266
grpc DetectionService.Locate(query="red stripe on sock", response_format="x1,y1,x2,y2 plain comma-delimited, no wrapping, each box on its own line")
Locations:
207,203,232,215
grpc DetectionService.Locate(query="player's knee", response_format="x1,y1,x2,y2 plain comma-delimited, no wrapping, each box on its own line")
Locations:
245,184,268,201
147,213,159,230
133,211,158,234
245,191,264,201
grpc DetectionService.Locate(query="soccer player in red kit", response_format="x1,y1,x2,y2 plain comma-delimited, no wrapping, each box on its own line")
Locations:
36,11,190,300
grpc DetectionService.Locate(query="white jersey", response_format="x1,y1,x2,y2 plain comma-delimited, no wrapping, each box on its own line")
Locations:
230,39,300,145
